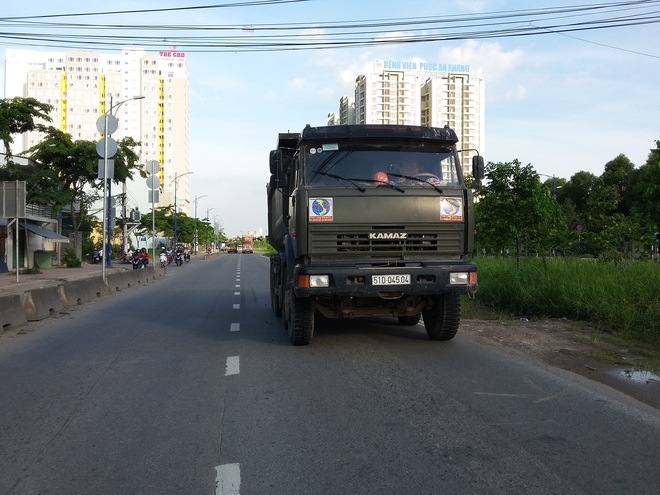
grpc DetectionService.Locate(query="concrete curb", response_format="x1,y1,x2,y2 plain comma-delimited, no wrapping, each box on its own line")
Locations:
1,267,162,330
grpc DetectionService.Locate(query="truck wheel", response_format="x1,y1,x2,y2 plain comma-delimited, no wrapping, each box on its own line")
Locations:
286,291,314,346
422,293,461,341
397,315,421,326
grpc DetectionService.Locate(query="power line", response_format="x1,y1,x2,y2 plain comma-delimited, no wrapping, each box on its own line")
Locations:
0,0,658,55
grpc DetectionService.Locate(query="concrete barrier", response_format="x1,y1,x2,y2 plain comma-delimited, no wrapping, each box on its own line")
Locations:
59,277,109,308
106,270,134,292
2,267,162,329
23,286,64,321
126,266,158,286
0,294,28,330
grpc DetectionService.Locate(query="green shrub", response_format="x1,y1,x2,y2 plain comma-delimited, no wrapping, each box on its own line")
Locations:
62,249,82,268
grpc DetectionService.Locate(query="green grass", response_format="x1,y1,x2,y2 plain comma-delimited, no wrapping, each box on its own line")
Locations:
465,257,660,342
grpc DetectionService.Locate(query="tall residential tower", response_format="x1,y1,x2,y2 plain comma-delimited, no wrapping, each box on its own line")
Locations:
3,47,190,214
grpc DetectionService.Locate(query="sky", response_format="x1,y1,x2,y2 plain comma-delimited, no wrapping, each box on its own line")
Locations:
1,0,659,237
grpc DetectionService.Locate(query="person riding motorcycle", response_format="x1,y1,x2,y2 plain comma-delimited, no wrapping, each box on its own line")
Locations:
132,248,149,269
174,247,183,266
159,249,167,268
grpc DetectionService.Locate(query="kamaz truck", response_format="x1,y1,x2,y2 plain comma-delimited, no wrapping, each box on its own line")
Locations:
267,124,484,345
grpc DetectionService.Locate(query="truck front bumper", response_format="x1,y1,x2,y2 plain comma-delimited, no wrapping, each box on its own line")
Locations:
292,260,477,298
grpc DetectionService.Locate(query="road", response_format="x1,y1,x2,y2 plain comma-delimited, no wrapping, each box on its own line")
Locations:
1,254,659,494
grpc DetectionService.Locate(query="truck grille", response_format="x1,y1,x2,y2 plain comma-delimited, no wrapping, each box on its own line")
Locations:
309,224,463,256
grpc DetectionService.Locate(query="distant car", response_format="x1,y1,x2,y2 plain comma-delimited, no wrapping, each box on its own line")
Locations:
227,243,238,253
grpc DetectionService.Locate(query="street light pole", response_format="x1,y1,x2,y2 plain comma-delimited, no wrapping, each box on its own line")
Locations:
193,194,207,255
100,95,144,281
171,171,193,249
205,207,216,253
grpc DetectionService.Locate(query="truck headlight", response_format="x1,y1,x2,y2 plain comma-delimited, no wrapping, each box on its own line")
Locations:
309,275,330,288
449,272,469,285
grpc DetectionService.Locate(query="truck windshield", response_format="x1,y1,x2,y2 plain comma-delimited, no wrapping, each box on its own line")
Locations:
304,143,461,188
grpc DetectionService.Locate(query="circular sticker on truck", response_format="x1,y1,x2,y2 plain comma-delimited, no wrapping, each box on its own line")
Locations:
309,198,333,222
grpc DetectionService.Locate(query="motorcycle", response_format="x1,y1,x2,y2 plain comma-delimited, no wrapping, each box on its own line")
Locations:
175,251,183,267
92,251,102,264
132,255,147,270
159,252,167,268
184,252,190,263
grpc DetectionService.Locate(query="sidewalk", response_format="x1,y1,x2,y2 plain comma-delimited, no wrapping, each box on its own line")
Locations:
0,262,137,297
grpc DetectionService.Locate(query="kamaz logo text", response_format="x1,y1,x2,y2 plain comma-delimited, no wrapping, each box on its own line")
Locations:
369,232,408,240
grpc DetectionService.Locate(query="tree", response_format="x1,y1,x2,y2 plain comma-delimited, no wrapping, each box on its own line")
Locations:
475,159,564,261
557,170,598,212
629,140,660,232
602,154,635,215
23,126,143,254
0,97,52,156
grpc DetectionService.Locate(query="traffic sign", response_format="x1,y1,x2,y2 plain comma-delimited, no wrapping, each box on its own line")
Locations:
146,160,160,175
96,114,118,135
146,175,159,190
96,137,117,158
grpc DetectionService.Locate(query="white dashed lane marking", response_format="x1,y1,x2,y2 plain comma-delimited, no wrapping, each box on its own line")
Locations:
230,323,240,332
215,463,241,494
225,356,240,376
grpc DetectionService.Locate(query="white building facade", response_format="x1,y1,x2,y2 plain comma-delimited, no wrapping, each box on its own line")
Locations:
337,59,485,174
3,47,190,215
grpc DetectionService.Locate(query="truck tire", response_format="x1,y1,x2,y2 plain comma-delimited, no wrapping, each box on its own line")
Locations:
397,315,421,326
286,290,314,346
422,293,461,341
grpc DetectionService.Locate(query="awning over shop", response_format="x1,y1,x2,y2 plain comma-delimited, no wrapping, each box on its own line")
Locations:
20,222,70,243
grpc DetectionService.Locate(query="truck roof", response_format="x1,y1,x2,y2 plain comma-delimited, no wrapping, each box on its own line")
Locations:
298,124,459,144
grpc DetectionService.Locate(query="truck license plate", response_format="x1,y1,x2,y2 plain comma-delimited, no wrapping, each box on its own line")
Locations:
372,274,411,286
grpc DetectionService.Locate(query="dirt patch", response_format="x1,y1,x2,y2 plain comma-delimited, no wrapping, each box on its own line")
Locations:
460,318,660,410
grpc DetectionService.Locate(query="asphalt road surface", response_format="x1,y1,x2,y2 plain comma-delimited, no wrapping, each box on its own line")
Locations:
1,254,659,494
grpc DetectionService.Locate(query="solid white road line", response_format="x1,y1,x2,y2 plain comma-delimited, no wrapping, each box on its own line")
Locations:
225,356,240,376
230,323,240,332
215,463,241,495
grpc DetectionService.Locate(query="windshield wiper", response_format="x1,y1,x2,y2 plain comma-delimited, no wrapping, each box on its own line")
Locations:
315,171,366,192
369,179,405,193
387,173,444,194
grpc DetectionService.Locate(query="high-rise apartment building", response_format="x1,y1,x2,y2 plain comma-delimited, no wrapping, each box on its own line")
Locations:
336,59,485,174
420,73,485,174
3,47,190,214
355,69,421,125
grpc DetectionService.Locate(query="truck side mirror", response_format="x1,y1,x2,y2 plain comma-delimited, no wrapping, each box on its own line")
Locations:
472,155,485,180
269,150,288,188
270,149,281,174
269,174,288,189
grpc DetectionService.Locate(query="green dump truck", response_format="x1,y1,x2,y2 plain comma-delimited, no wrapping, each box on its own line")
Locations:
267,124,484,345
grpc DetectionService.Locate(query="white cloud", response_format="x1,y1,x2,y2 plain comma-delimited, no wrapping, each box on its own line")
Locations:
502,84,528,101
289,77,306,90
436,40,524,80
